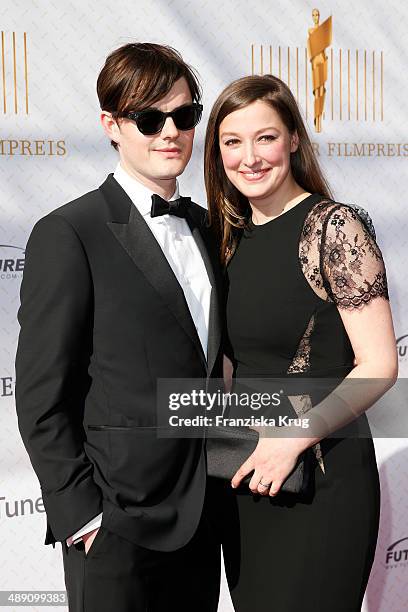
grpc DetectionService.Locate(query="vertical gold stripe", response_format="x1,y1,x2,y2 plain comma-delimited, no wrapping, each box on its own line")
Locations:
269,45,272,74
381,51,383,121
12,31,17,114
1,31,6,114
296,47,299,102
278,46,281,79
251,44,254,75
356,50,359,121
339,48,342,120
24,32,28,114
364,50,367,120
260,45,264,75
347,49,350,119
287,46,290,87
372,50,375,121
331,47,333,120
305,48,308,120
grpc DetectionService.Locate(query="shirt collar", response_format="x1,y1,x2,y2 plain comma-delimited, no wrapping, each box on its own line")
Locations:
113,162,180,218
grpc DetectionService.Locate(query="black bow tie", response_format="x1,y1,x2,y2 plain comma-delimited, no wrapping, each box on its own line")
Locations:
150,194,190,219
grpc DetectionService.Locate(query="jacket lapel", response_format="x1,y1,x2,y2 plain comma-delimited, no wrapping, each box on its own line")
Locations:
185,209,222,378
100,175,207,370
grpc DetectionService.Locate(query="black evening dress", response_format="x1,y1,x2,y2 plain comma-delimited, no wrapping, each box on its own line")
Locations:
223,194,389,612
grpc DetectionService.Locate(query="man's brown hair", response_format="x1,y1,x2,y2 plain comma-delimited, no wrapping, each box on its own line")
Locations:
97,42,202,149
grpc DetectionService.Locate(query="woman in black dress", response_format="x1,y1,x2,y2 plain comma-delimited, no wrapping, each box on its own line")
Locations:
204,75,398,611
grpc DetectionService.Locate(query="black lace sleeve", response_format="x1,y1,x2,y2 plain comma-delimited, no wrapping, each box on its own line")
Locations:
321,205,389,310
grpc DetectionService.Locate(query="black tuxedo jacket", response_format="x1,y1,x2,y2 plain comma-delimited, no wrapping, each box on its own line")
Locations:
15,174,224,551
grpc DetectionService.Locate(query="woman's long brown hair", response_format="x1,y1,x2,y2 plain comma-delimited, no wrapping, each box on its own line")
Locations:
204,74,333,265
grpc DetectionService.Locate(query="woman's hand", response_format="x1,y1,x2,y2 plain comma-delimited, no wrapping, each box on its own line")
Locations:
231,433,306,496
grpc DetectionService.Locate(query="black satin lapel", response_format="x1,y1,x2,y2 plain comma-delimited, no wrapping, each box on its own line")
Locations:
185,212,222,376
107,204,206,368
207,288,222,377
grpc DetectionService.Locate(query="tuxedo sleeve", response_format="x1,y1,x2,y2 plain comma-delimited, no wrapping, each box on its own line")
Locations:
15,213,103,543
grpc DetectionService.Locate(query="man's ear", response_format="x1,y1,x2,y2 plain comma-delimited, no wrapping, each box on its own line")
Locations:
290,131,299,153
100,111,121,145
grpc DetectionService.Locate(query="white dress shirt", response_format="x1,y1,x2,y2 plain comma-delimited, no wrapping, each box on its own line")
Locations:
67,163,212,546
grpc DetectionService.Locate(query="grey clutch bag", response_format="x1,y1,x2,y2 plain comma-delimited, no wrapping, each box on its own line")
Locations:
206,426,312,494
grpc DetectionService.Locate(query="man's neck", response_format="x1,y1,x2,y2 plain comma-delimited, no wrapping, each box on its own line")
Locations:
118,160,177,200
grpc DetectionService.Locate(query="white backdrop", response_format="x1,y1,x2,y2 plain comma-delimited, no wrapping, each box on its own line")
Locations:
1,0,407,610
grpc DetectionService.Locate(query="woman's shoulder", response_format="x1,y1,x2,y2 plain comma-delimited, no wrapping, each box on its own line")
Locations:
307,196,376,240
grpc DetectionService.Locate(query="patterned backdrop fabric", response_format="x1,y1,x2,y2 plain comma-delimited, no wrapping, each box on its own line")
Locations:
1,1,407,610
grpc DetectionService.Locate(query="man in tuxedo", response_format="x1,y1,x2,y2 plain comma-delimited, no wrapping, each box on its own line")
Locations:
15,42,229,612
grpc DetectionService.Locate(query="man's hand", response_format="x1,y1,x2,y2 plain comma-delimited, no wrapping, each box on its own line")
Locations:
82,528,99,555
223,354,234,393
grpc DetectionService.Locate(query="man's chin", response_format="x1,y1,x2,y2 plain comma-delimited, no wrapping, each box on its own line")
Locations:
152,165,188,180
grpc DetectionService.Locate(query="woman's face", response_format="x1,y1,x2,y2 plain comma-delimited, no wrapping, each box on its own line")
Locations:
218,100,298,205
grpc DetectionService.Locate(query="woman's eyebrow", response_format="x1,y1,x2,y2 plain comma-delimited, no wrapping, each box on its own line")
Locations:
220,126,279,137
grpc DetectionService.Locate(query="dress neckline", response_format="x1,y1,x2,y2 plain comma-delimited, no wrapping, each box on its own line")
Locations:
247,193,321,230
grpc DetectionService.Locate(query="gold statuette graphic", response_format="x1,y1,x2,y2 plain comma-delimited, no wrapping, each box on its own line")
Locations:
307,9,332,132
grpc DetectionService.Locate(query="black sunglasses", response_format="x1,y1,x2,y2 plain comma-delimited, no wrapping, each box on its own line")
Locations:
119,103,203,135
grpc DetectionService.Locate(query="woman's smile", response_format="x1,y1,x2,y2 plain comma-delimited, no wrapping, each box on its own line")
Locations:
239,168,272,181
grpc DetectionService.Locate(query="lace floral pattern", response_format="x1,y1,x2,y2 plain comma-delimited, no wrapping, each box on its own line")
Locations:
286,314,324,473
287,315,315,374
299,200,389,309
